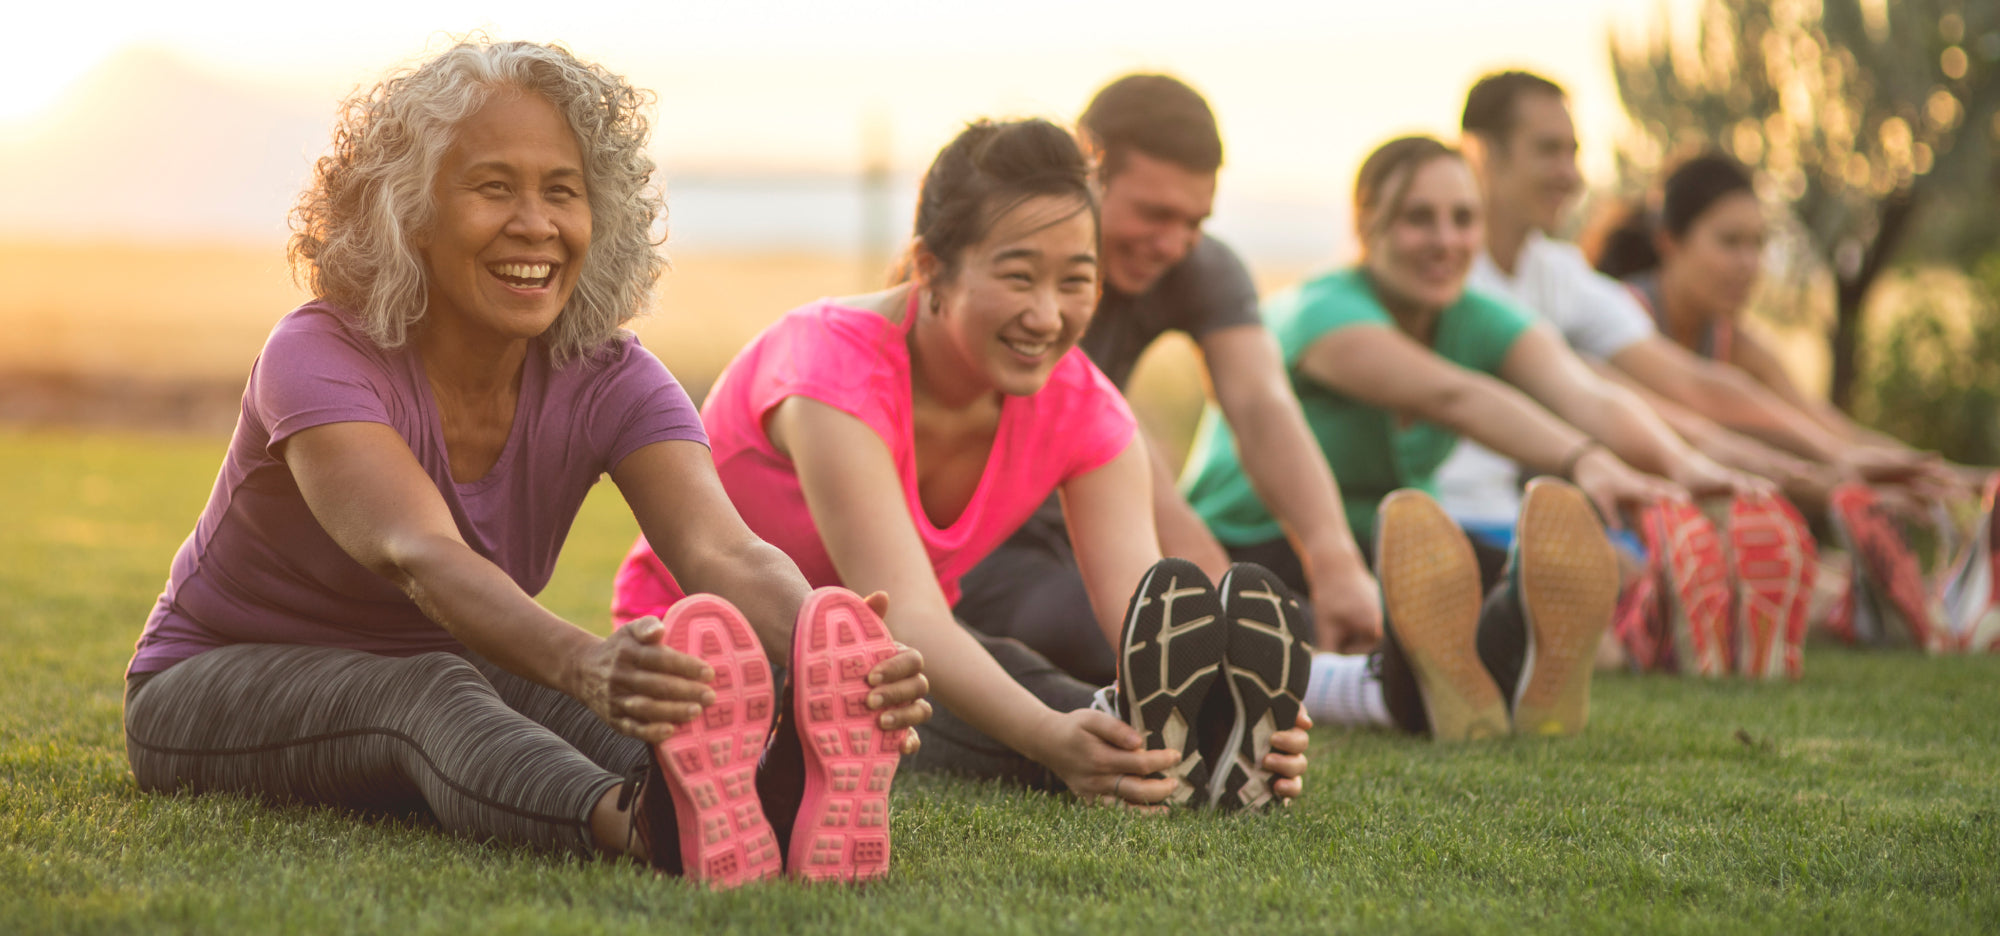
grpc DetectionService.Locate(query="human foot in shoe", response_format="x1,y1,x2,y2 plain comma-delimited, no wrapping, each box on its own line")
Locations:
1829,483,1944,650
1728,493,1815,680
1509,479,1619,736
789,587,904,882
1115,558,1227,805
646,595,781,888
1210,563,1313,811
1374,489,1507,742
1642,498,1732,677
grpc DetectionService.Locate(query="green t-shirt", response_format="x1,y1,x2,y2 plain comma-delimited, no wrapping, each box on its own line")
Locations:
1180,266,1536,545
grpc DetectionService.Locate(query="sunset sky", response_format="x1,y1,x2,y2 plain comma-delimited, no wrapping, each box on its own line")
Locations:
6,0,1700,259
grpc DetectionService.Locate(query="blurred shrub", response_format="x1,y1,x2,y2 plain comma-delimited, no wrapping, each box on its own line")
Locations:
1855,256,2000,465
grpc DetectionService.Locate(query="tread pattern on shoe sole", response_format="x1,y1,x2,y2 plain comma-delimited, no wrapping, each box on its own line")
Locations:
1120,559,1225,805
1729,495,1812,680
789,588,903,882
1653,500,1731,678
1215,566,1311,811
1832,485,1943,651
1514,482,1618,737
656,596,782,888
1377,492,1507,742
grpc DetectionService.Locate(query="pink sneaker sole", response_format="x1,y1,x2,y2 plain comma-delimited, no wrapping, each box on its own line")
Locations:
654,595,782,888
1729,494,1815,680
789,588,903,882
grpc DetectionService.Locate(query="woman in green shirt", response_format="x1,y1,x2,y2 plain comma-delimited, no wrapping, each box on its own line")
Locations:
1182,136,1743,741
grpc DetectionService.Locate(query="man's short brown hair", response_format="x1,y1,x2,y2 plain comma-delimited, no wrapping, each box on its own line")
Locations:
1078,74,1223,180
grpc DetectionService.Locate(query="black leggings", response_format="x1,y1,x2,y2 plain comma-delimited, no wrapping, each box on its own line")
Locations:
125,645,642,856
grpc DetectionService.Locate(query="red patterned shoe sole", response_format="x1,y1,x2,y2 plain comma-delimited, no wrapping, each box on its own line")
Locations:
1832,484,1941,649
1729,494,1813,680
1654,501,1732,676
789,588,903,882
655,595,782,888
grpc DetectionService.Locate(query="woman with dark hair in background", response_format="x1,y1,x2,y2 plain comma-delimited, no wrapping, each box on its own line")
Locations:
613,118,1314,813
120,40,934,888
1593,153,1977,652
1182,135,1764,741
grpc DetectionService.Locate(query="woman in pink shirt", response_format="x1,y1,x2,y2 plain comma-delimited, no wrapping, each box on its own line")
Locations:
616,119,1312,811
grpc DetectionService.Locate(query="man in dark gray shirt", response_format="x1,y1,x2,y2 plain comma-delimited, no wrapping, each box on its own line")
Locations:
955,74,1382,683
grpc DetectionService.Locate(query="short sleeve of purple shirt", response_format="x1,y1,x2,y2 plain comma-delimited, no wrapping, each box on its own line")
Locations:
128,302,707,676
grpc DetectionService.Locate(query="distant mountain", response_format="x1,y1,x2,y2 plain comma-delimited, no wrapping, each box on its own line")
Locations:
0,47,332,243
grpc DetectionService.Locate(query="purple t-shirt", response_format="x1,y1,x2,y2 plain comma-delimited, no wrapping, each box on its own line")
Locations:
127,301,707,676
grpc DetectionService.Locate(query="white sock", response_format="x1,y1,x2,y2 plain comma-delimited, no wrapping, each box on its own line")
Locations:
1304,652,1393,728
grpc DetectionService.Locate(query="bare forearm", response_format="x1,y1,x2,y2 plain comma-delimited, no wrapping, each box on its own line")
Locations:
391,534,600,694
1225,392,1366,580
1430,377,1593,475
673,538,813,666
1545,380,1690,479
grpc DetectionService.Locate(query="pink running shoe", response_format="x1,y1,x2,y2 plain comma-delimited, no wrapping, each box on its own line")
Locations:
650,595,782,888
1727,493,1816,680
1642,499,1733,676
789,587,903,882
1828,483,1944,651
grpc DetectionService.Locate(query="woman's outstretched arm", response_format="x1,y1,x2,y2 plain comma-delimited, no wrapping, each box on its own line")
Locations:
768,396,1180,805
613,438,931,742
1296,323,1682,521
284,421,708,744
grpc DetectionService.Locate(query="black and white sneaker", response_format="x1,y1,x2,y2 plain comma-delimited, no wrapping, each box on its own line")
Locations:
1114,558,1226,806
1210,563,1313,811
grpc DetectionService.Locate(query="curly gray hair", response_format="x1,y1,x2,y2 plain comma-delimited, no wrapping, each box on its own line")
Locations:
289,39,665,365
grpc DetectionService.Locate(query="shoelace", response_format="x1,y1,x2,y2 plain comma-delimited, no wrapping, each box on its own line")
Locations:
616,761,650,862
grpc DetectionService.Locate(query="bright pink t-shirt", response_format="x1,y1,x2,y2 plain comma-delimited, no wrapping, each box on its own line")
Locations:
612,296,1136,622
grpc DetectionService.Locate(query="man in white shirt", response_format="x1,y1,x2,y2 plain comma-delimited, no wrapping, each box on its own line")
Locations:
1440,71,1853,539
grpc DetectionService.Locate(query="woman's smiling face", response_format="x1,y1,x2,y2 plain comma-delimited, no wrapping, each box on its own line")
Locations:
418,89,592,345
1363,155,1482,314
926,194,1100,397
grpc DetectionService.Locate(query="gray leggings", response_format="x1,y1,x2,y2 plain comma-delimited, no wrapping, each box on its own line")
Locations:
124,645,642,856
125,628,1099,855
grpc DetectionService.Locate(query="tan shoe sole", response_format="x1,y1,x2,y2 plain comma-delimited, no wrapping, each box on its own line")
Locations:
1512,480,1619,737
1377,490,1508,742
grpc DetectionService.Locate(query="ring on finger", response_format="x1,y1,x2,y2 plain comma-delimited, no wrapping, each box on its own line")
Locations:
1113,775,1125,800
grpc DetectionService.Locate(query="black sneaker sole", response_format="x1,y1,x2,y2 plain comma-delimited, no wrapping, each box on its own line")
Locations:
1117,558,1225,806
1211,563,1312,811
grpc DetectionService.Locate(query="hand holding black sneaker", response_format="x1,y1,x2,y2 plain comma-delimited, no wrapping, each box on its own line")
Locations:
1111,558,1312,809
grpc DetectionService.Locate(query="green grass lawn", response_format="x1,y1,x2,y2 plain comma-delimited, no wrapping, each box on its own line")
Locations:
3,428,1996,934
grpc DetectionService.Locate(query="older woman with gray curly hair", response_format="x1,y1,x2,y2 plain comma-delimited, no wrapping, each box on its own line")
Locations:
120,39,929,886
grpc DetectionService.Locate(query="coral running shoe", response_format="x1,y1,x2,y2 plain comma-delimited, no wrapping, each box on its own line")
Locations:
646,595,782,888
1939,474,2000,653
789,588,903,882
1374,489,1508,741
1641,499,1732,676
1828,483,1944,651
1727,493,1816,680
